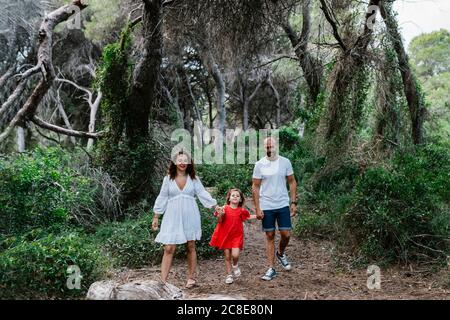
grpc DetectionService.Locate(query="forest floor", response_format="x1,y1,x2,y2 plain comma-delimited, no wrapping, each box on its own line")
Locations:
113,199,449,300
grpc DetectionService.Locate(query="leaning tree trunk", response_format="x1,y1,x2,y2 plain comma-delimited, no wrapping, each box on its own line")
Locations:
379,1,426,145
0,1,93,145
319,0,380,159
373,45,402,152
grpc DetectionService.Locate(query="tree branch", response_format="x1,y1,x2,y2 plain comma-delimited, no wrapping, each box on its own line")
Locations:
319,0,347,52
31,116,102,139
255,54,299,69
0,65,16,89
0,81,27,119
0,0,88,144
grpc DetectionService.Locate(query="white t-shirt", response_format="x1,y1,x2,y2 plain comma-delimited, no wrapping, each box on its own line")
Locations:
252,156,294,211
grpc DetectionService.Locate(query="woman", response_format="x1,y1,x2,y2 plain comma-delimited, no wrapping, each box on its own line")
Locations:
152,151,221,288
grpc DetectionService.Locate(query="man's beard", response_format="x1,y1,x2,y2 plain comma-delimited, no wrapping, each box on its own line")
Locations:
266,151,272,157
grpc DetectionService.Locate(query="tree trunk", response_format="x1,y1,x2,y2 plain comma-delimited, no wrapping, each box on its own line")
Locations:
243,100,249,131
87,91,102,150
374,46,402,152
125,0,162,145
210,56,226,135
16,125,25,152
267,76,281,128
379,2,426,144
0,1,88,144
320,0,380,157
283,0,323,105
175,65,193,134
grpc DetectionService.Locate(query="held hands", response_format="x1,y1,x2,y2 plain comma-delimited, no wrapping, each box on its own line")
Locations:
214,205,225,216
256,208,264,220
290,203,297,217
152,215,159,231
214,205,225,218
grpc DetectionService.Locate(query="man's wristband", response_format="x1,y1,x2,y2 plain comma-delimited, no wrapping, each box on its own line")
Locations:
290,201,297,205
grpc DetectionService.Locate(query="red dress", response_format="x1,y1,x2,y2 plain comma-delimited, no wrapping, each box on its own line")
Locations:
209,205,250,250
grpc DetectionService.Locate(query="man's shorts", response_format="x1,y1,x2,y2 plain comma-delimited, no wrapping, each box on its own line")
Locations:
261,206,292,232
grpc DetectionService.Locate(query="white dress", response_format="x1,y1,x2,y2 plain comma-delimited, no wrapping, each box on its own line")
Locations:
153,175,217,244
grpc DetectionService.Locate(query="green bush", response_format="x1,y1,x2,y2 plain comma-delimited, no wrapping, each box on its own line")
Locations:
93,214,162,268
0,232,110,299
0,148,92,237
0,147,123,237
197,164,253,196
344,144,450,264
196,205,221,259
94,208,219,268
279,126,300,153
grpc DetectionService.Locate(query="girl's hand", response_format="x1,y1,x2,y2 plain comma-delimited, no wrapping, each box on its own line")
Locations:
256,208,264,220
290,203,297,217
214,205,224,215
152,215,159,231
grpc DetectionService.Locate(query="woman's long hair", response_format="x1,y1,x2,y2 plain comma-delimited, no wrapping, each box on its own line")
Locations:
168,151,196,180
226,188,245,207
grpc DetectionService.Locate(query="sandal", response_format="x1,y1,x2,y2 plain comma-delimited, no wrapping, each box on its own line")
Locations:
185,279,197,289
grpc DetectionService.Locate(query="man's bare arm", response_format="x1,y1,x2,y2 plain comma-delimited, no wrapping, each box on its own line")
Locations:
287,174,297,216
252,178,264,220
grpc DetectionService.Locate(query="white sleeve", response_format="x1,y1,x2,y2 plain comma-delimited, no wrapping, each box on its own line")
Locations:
153,176,170,214
286,159,294,176
252,162,262,179
194,177,217,208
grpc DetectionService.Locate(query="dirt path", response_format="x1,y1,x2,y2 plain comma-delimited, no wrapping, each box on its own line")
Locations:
114,200,449,300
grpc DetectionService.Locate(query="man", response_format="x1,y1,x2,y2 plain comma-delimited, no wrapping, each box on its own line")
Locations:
252,137,297,281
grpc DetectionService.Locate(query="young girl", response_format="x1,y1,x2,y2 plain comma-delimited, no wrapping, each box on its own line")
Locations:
209,188,256,284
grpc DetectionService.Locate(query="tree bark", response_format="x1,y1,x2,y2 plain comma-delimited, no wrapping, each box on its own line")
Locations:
56,88,77,145
267,76,281,128
87,90,102,150
320,0,380,156
379,1,426,144
0,65,16,91
283,0,323,105
16,125,25,152
210,55,226,135
0,1,88,145
31,116,100,139
125,0,162,145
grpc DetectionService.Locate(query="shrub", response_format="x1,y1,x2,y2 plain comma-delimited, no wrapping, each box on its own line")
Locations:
0,147,123,237
0,148,84,236
196,205,220,259
197,164,253,197
0,232,110,299
343,144,450,264
93,214,163,268
94,208,219,268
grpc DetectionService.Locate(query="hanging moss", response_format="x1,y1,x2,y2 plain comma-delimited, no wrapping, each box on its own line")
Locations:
321,55,371,159
94,25,133,144
93,25,162,210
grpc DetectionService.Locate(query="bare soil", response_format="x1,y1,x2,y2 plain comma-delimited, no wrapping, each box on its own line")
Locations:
114,216,449,300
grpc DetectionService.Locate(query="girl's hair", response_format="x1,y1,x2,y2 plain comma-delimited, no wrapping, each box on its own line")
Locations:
226,188,245,207
168,150,196,180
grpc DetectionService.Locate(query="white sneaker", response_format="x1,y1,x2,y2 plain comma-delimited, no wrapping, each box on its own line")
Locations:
276,251,292,271
232,265,241,278
225,274,234,284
